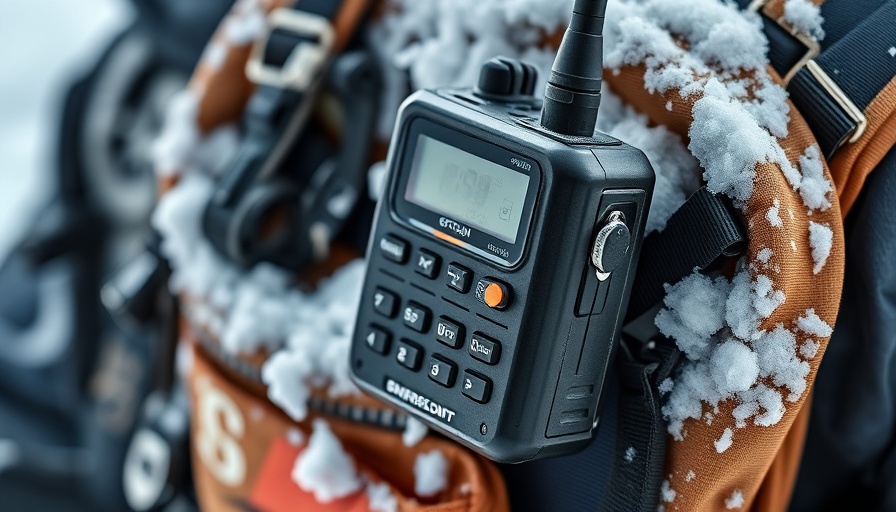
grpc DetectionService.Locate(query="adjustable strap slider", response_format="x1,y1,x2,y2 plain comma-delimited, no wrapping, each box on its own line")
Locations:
246,8,335,91
747,0,820,84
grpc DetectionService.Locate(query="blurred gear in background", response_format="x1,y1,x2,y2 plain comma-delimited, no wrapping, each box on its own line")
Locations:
0,1,231,510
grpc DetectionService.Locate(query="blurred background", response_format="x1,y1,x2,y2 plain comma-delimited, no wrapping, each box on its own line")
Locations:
0,0,131,259
0,2,231,510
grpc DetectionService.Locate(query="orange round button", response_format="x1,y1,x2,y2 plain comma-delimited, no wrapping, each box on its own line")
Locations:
484,283,508,309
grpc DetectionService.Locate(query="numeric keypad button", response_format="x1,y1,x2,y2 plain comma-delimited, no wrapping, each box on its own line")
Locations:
461,371,492,403
395,340,423,371
414,249,440,279
379,235,408,263
402,302,431,333
468,333,501,365
427,355,457,387
435,317,464,349
363,326,391,354
445,264,472,293
372,288,398,318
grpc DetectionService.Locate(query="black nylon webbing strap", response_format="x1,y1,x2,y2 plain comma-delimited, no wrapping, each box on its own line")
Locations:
789,1,896,158
602,340,680,512
626,187,747,323
601,188,745,511
737,0,896,158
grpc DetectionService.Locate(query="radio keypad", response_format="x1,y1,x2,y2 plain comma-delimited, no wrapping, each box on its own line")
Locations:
461,371,492,403
428,355,457,387
445,263,472,293
435,317,463,349
414,249,440,279
380,235,408,263
402,302,431,333
469,333,501,365
373,288,398,318
366,237,508,418
396,340,423,371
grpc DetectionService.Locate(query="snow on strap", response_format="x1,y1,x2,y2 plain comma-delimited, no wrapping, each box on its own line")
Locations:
292,419,363,503
599,0,836,461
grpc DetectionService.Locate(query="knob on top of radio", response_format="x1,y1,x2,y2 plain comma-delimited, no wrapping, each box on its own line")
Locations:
475,57,538,102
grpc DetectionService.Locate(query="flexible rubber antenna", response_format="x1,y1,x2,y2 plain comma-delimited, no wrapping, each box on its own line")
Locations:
540,0,609,136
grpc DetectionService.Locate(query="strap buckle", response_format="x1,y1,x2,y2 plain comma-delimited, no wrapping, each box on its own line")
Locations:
246,8,335,91
747,0,820,84
748,0,867,145
802,60,868,144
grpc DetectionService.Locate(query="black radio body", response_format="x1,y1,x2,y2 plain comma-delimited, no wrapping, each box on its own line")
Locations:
349,78,655,462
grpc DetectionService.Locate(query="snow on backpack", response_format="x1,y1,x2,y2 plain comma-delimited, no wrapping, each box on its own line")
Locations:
146,0,896,510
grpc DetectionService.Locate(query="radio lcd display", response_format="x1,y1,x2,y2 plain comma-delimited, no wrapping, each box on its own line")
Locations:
404,135,531,244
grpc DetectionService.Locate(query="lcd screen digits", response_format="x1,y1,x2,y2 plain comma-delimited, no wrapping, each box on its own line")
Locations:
405,135,531,244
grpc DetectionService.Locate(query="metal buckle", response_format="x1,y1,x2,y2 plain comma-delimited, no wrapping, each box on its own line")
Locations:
804,60,868,143
748,0,867,144
246,8,335,91
748,0,820,84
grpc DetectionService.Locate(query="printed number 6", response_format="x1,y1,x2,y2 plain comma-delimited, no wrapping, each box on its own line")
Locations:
195,376,246,487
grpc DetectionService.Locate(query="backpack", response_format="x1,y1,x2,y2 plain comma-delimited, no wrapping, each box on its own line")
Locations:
149,0,896,510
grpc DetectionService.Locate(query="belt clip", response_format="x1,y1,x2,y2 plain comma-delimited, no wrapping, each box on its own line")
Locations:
748,0,866,144
246,8,335,91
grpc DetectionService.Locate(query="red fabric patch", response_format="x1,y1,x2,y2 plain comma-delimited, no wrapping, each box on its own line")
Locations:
249,436,369,512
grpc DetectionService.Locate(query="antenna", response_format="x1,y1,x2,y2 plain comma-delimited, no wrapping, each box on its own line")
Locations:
540,0,609,137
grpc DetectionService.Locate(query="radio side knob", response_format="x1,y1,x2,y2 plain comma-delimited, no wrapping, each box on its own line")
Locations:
591,211,631,281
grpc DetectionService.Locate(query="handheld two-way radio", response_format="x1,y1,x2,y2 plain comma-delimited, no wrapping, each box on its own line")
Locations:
349,0,655,463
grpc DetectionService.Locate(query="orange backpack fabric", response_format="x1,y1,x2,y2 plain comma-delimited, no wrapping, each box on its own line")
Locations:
154,0,896,510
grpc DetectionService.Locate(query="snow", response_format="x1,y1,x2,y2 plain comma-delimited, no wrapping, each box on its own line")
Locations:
154,173,365,421
890,47,896,58
725,489,745,509
783,0,825,41
292,420,363,503
715,428,733,453
659,265,800,438
800,340,819,359
710,341,759,395
757,248,773,264
224,0,266,45
796,309,833,338
685,470,696,482
808,222,833,274
796,145,833,211
753,326,810,402
659,378,674,395
413,450,449,497
624,446,637,462
766,199,784,228
597,93,701,233
660,479,677,503
402,417,429,447
366,482,398,512
656,272,731,361
152,90,201,177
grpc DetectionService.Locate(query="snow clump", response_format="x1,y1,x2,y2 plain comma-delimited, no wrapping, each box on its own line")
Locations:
367,482,398,512
782,0,825,40
725,489,746,509
715,428,733,453
292,420,363,503
414,450,449,497
402,417,429,447
808,222,833,274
